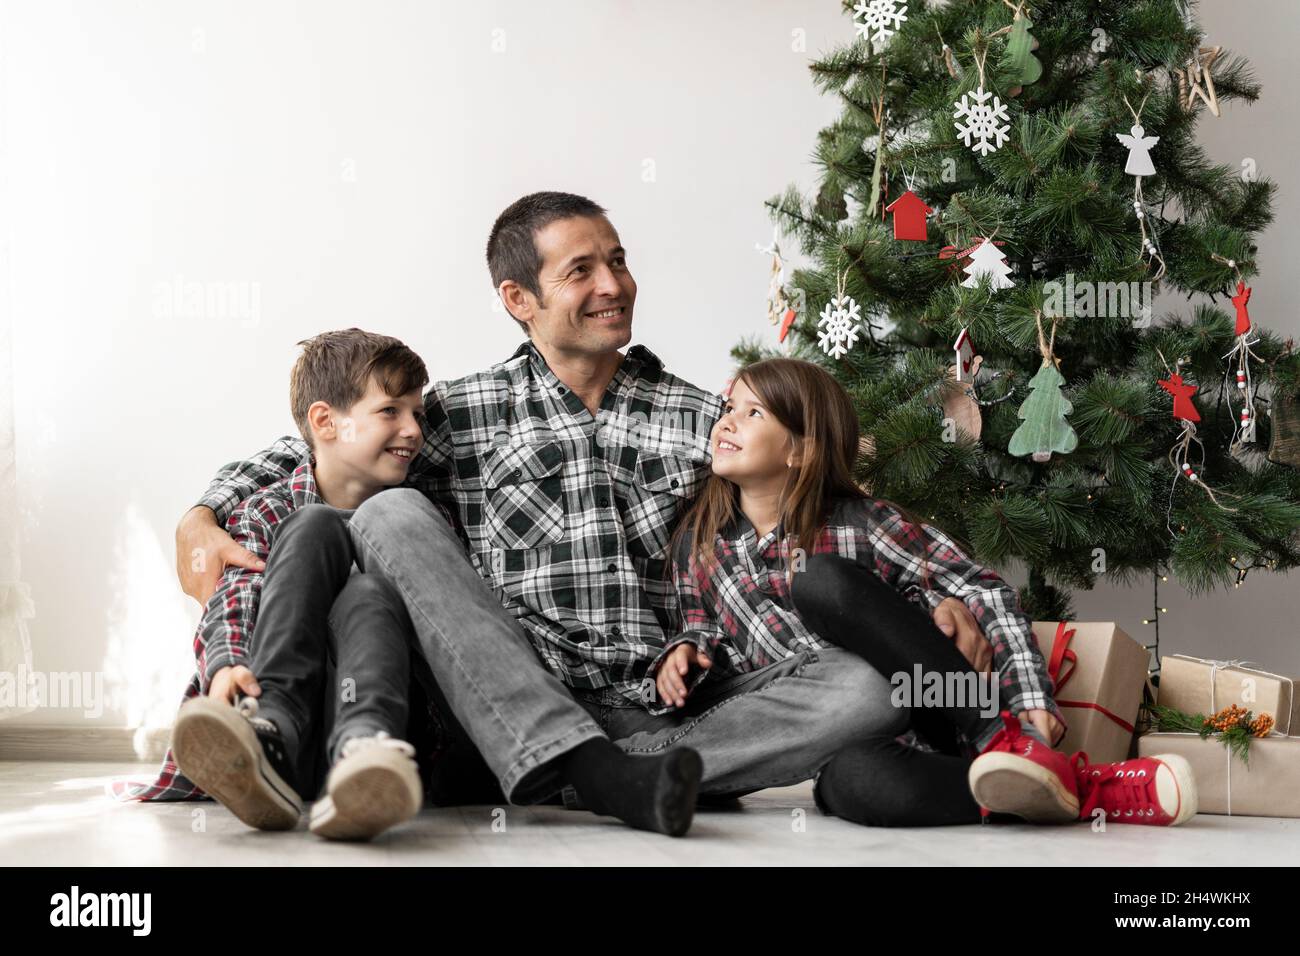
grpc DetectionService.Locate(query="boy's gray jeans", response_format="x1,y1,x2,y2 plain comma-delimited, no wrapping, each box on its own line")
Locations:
347,488,905,806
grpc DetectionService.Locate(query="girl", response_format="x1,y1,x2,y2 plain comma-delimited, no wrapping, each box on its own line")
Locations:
652,357,1196,828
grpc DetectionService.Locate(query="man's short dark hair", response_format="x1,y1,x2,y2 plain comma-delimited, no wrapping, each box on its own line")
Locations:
486,191,607,335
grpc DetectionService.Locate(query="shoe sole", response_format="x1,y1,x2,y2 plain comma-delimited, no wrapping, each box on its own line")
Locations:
309,747,423,841
171,696,301,831
968,752,1079,823
1150,753,1198,826
652,748,703,838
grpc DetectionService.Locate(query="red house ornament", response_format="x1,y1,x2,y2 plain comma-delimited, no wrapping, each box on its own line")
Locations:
1158,373,1202,423
885,190,932,241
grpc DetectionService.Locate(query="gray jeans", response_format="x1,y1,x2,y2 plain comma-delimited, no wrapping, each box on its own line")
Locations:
347,488,905,805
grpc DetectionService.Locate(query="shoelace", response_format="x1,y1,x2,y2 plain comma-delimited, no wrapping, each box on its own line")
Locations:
1073,753,1161,820
339,730,417,761
235,694,280,735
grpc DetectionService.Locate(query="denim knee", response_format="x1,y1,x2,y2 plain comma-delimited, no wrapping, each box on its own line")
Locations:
280,502,350,544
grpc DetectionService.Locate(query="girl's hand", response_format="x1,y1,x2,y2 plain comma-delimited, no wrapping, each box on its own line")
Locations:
208,665,261,704
1020,708,1065,748
932,597,992,673
656,644,712,709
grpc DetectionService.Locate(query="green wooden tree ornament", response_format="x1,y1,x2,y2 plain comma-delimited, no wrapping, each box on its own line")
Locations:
1004,14,1042,89
1008,312,1076,462
1010,362,1077,462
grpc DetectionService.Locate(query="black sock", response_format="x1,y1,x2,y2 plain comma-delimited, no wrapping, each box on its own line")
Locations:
557,738,702,837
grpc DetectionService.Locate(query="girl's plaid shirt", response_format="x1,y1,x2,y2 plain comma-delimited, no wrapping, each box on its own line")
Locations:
645,496,1065,727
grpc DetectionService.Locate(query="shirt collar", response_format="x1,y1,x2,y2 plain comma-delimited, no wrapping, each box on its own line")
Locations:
292,458,323,509
508,340,665,415
509,340,664,382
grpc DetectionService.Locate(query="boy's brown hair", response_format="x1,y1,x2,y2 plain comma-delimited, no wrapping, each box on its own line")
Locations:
289,328,429,451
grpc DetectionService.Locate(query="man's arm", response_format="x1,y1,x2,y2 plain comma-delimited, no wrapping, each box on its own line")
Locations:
176,435,307,606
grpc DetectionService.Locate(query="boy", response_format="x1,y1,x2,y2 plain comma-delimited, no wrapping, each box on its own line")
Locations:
134,328,439,840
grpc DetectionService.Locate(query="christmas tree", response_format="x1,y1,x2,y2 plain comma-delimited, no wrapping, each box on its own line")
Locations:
736,0,1300,623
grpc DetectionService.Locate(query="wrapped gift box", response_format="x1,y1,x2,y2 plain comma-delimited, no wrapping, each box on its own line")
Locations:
1157,654,1299,736
1138,732,1300,817
1031,621,1150,764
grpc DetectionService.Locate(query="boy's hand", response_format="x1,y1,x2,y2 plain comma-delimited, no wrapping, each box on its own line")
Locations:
932,597,993,673
1020,708,1065,748
176,506,265,606
656,644,711,709
208,665,260,704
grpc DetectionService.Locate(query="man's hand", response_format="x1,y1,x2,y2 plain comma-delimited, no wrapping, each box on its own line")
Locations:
656,644,712,709
175,505,265,606
932,597,993,673
207,665,260,704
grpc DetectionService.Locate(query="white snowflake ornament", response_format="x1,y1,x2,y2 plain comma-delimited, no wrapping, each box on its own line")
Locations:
853,0,908,50
817,295,863,359
953,86,1011,156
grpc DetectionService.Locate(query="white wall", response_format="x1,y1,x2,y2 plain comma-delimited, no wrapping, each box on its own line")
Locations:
1,0,1295,732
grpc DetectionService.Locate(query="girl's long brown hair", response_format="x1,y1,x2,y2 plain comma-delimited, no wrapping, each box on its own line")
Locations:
670,357,932,583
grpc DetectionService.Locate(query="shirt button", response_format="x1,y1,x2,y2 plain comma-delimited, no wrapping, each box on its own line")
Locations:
610,626,622,638
597,495,609,507
607,562,618,574
670,478,680,489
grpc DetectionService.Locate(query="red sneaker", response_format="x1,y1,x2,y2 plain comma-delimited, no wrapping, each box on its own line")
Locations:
967,711,1080,823
1073,752,1198,826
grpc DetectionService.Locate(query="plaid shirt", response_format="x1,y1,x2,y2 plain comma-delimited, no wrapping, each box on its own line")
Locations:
647,496,1064,726
112,460,328,801
185,342,724,709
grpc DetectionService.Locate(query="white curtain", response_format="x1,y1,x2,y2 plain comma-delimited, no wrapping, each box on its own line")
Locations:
0,243,35,720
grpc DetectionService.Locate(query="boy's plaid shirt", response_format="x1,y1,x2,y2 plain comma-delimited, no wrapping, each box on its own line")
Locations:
112,459,324,801
182,341,726,710
114,460,459,802
645,496,1065,726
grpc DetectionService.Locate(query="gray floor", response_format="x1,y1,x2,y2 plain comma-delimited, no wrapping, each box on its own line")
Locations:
3,760,1299,866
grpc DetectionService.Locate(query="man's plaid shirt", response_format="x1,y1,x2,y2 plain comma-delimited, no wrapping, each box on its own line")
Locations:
113,460,324,801
646,496,1065,725
184,341,725,710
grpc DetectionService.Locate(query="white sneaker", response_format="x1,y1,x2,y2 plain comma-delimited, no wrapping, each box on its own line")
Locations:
309,732,423,841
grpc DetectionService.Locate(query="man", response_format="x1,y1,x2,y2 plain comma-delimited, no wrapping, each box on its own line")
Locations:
176,191,1006,832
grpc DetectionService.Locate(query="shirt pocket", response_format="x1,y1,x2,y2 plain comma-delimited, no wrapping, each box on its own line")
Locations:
481,440,566,550
624,450,707,561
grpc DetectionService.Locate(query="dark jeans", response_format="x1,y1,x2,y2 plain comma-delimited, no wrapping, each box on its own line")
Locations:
254,503,504,805
251,504,412,798
790,553,1002,827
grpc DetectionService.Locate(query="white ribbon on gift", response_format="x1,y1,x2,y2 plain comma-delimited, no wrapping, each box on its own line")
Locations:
1167,653,1294,736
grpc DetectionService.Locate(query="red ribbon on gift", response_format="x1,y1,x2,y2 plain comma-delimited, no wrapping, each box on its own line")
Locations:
1047,621,1135,734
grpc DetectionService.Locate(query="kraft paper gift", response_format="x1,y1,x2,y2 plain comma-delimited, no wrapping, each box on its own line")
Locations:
1138,731,1300,817
1157,654,1299,736
1031,621,1150,764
